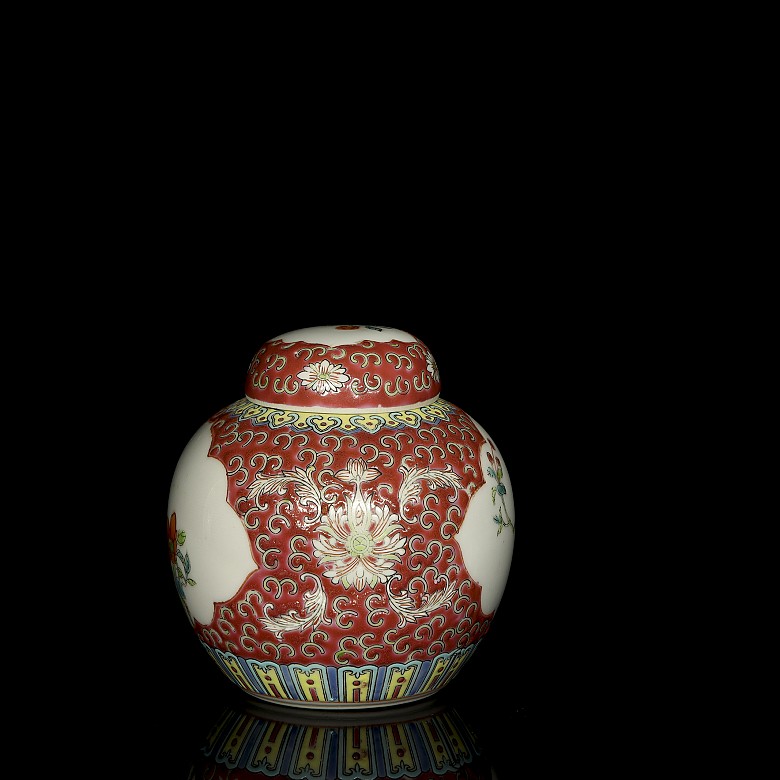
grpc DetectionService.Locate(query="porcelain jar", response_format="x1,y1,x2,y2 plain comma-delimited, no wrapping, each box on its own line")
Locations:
168,325,515,709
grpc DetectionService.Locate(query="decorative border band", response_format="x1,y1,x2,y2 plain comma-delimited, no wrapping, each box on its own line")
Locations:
203,642,478,705
224,398,457,434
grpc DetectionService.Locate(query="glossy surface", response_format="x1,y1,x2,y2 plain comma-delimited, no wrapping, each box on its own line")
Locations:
168,325,516,708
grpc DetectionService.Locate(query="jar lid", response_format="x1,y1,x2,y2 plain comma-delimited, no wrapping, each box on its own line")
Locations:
244,325,441,411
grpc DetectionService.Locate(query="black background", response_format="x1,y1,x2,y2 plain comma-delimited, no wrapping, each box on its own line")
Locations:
102,290,543,777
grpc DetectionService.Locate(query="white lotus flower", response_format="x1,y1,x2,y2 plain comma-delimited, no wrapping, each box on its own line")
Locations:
313,493,406,591
296,360,350,395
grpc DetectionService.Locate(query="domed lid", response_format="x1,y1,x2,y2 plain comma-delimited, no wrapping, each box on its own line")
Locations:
244,324,441,411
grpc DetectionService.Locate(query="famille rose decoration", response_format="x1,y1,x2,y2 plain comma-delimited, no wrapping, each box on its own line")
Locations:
168,325,515,709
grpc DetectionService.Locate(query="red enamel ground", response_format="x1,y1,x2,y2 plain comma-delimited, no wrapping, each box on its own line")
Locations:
192,399,493,667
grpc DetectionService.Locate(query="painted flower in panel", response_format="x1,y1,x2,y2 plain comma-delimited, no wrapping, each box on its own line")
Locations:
297,360,350,395
487,449,514,534
167,511,179,563
168,512,196,590
313,491,406,591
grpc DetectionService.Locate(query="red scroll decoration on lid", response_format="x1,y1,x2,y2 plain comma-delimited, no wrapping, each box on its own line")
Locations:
244,326,441,410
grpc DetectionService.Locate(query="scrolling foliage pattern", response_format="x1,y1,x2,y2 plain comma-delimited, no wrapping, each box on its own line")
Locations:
192,399,495,667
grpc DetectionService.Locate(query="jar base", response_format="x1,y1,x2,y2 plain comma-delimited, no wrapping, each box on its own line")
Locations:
235,685,444,712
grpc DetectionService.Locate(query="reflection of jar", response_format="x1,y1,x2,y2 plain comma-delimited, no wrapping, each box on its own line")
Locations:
189,695,493,780
168,325,515,708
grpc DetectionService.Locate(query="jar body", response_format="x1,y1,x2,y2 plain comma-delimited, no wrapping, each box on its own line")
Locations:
168,327,515,708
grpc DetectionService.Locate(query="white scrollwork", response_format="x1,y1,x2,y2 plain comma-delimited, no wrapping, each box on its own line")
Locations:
244,457,464,640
